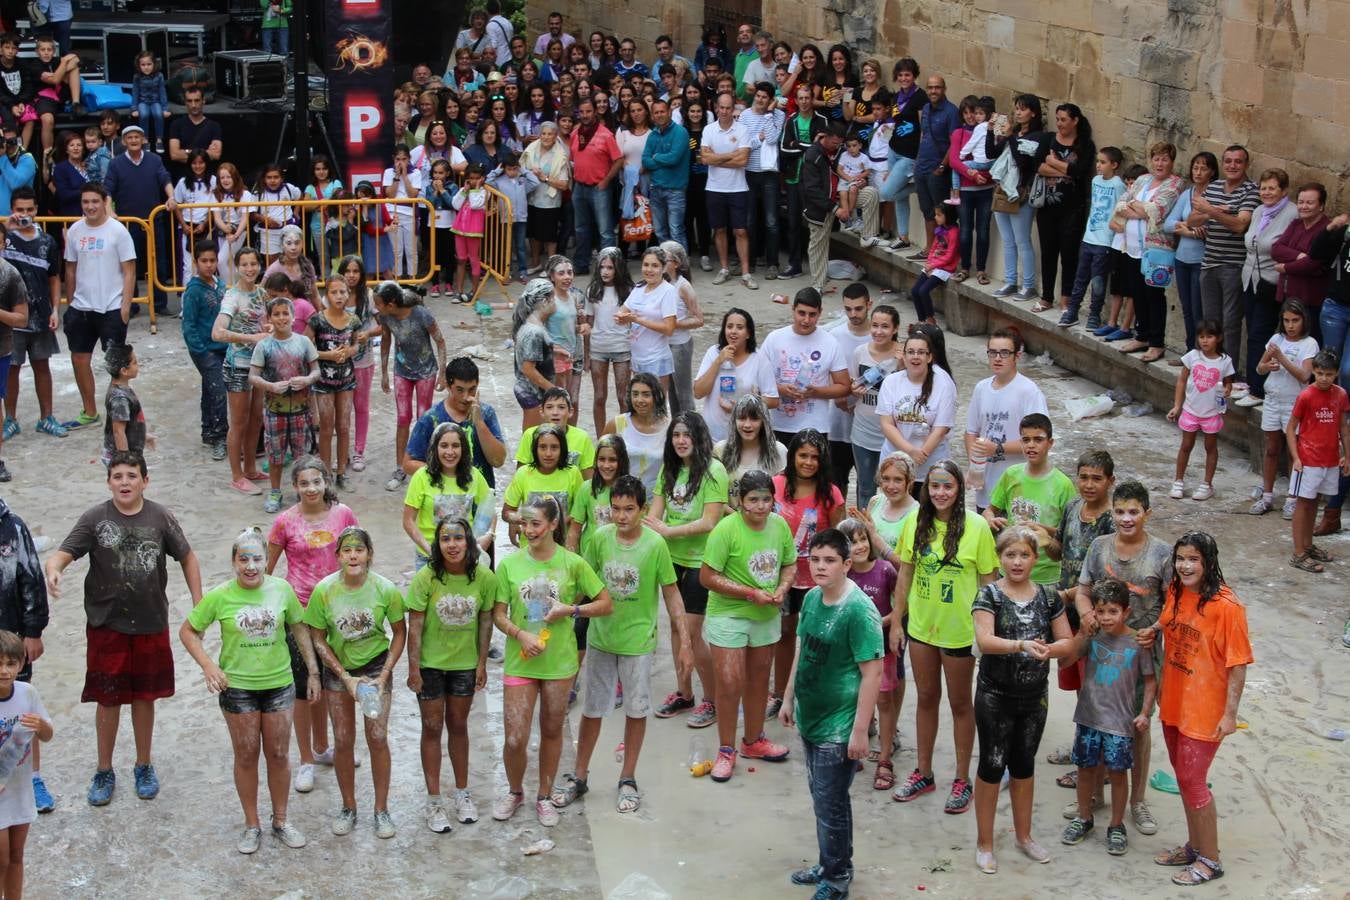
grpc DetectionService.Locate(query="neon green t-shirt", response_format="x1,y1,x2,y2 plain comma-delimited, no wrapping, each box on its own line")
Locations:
794,584,885,744
899,513,997,649
703,512,796,622
515,424,597,471
494,545,605,680
187,575,304,691
403,465,493,545
503,465,584,525
303,571,405,670
405,563,498,671
584,524,677,655
656,459,730,567
988,463,1077,585
569,483,613,558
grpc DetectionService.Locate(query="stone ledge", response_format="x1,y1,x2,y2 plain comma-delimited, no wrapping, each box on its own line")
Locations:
829,231,1265,468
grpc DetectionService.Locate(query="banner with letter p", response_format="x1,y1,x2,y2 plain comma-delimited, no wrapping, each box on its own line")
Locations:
325,0,393,187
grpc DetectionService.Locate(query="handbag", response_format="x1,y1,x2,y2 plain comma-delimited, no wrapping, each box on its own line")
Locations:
27,1,47,27
620,198,653,242
992,184,1021,214
1142,245,1176,288
1027,174,1048,209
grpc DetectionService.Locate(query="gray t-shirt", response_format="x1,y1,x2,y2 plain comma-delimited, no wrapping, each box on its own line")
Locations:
513,322,554,401
1077,534,1171,630
380,306,439,381
1074,630,1153,738
0,258,25,357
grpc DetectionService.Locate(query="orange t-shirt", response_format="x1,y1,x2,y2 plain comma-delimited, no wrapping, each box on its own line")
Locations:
1159,585,1254,741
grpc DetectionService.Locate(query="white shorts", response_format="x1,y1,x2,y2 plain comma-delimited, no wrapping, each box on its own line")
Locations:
580,648,652,719
1260,393,1296,432
1291,465,1340,500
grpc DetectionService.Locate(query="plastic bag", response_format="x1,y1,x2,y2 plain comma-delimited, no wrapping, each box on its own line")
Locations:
620,200,653,243
608,873,673,900
1064,394,1114,422
827,259,866,280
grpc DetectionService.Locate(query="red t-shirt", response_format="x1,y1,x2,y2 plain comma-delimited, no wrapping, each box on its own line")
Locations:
569,124,622,186
772,474,844,588
1292,383,1348,467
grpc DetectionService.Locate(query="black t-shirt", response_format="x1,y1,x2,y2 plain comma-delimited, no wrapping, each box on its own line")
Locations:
973,582,1065,695
1,228,59,332
888,87,925,159
166,115,222,175
1034,133,1096,212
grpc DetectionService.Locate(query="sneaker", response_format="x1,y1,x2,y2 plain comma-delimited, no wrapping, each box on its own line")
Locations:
811,885,848,900
1282,496,1296,520
535,797,560,827
887,236,911,251
790,865,823,886
1062,796,1106,818
740,733,789,761
892,768,936,802
741,273,758,290
1234,393,1263,407
1107,824,1128,855
349,453,367,472
686,700,717,728
1085,317,1103,331
1131,800,1158,835
1091,323,1118,336
859,235,880,248
237,826,262,854
425,800,452,833
492,791,524,821
0,461,10,483
272,820,307,848
1103,328,1133,342
779,266,803,279
700,255,713,272
87,768,115,806
385,469,407,491
1191,483,1213,501
72,410,101,428
1342,616,1350,648
1168,480,1185,500
1229,383,1250,400
133,763,159,800
294,763,315,793
765,266,779,281
1015,288,1039,302
1062,816,1094,844
944,777,973,814
712,268,731,285
72,101,86,116
2,417,16,439
907,248,929,261
336,473,354,492
263,489,284,514
765,695,783,719
211,440,228,461
312,748,336,766
1057,311,1080,328
710,748,737,782
32,775,53,813
455,789,479,824
1017,838,1051,863
1248,496,1273,515
654,691,694,718
373,809,396,839
332,806,357,835
992,284,1018,297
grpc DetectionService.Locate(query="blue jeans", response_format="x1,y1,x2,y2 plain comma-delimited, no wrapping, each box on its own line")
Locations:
880,151,915,236
852,444,880,508
994,204,1036,290
262,25,290,56
1318,299,1350,510
746,171,779,267
188,348,228,443
1175,259,1203,351
510,225,528,277
649,185,687,250
1067,242,1112,319
802,739,857,893
1243,281,1279,398
958,188,993,271
136,102,164,146
572,182,615,272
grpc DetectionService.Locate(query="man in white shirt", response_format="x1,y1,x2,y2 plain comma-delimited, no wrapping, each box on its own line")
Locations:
825,283,873,500
739,83,786,279
62,182,136,426
761,287,851,445
483,0,514,66
740,31,776,100
702,94,755,289
533,11,575,57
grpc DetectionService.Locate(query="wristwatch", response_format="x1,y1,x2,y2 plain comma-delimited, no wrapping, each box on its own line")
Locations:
992,439,1006,462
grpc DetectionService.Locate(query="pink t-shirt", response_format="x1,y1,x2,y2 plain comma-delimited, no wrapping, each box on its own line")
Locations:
267,503,359,605
291,298,317,337
772,474,844,588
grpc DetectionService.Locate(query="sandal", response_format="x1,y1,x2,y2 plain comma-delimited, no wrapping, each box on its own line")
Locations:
873,760,895,791
1056,770,1078,789
952,270,969,283
550,773,588,808
1046,747,1073,765
977,271,990,285
1030,301,1054,313
1156,843,1199,867
1140,348,1166,363
1307,544,1332,563
1290,552,1325,573
1172,854,1224,886
616,778,640,813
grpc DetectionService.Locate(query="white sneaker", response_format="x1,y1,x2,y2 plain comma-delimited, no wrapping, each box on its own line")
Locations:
374,809,397,839
293,763,315,793
712,268,731,285
1282,496,1296,520
312,748,335,766
1169,480,1185,500
426,800,452,833
332,807,357,836
1191,483,1213,501
237,826,262,854
741,273,758,290
860,235,880,248
271,820,307,848
1248,496,1273,515
1234,393,1263,407
699,255,713,272
493,791,524,821
455,790,479,823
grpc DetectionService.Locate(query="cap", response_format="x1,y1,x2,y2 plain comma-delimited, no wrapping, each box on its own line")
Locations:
486,71,503,82
121,125,145,137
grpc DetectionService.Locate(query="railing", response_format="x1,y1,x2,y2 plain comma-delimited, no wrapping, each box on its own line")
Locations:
39,215,159,335
473,184,514,306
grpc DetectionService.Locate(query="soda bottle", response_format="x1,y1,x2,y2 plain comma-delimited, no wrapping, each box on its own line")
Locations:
355,682,383,720
718,361,737,411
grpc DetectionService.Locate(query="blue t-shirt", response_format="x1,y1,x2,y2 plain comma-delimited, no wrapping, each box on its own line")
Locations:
1083,175,1125,247
404,400,504,489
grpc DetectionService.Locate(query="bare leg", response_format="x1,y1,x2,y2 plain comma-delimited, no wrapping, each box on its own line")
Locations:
1130,722,1151,806
1261,431,1282,493
619,715,646,781
1201,434,1219,485
876,687,900,765
326,690,358,810
0,824,30,900
536,678,571,800
714,228,729,271
733,228,750,274
589,359,610,435
771,612,797,698
676,612,714,701
711,645,744,750
573,714,601,781
741,643,774,743
446,694,473,790
224,711,263,827
974,775,999,853
72,353,97,417
611,360,631,416
502,681,539,794
363,691,392,812
909,640,941,777
1174,431,1197,481
942,654,976,782
94,703,120,769
260,707,293,825
316,394,335,471
1107,768,1127,827
417,697,445,795
334,392,352,476
1009,775,1035,843
244,389,266,477
130,699,155,765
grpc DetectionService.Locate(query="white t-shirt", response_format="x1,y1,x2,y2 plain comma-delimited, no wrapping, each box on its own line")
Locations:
703,120,751,194
959,122,991,164
826,319,871,440
624,281,678,364
1264,334,1318,401
742,57,775,90
381,166,424,218
1181,349,1235,418
587,285,628,355
839,151,871,182
760,324,848,435
696,346,779,444
964,372,1050,507
616,128,650,168
64,217,137,313
668,276,694,347
849,342,899,451
411,144,467,180
0,682,48,828
876,367,958,480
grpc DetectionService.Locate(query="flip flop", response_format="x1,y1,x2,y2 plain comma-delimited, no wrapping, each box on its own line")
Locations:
977,272,990,285
1030,301,1054,313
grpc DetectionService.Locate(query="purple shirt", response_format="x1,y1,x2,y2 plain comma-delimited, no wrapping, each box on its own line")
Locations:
848,558,897,619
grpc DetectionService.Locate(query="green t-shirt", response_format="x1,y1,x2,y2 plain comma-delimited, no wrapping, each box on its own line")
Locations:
503,465,584,525
787,114,814,184
515,424,597,471
989,464,1077,585
569,484,612,558
703,512,796,622
494,545,605,680
303,571,405,670
187,575,304,691
657,459,729,567
405,564,498,671
793,584,885,744
584,525,677,655
899,513,997,649
402,464,493,544
867,495,917,554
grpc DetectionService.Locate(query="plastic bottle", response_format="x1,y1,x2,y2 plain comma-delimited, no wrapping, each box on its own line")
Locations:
355,682,383,720
614,741,626,763
717,361,737,411
688,736,709,769
472,502,495,539
1304,718,1346,741
0,722,32,783
1216,394,1227,414
852,361,892,391
967,453,987,492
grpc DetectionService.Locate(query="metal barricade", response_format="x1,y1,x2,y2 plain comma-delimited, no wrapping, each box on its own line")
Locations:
472,185,514,305
144,197,438,297
40,215,159,334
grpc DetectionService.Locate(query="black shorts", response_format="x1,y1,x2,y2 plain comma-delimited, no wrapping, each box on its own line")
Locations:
675,564,708,616
35,96,63,118
706,190,749,230
218,682,296,714
574,614,589,650
785,585,809,617
320,650,387,693
287,631,313,700
415,667,476,700
526,206,561,243
909,634,973,658
63,307,126,354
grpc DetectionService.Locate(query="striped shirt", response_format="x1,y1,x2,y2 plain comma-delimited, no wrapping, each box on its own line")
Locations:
1200,179,1259,268
738,107,785,173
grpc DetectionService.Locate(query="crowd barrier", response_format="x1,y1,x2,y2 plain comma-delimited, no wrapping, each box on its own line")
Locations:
39,215,160,334
473,185,515,306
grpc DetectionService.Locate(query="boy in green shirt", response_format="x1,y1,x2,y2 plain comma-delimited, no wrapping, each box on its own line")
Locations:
779,528,883,899
514,388,596,477
554,476,691,814
985,413,1076,585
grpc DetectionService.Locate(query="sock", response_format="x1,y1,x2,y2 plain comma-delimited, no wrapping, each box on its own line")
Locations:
1263,492,1273,501
428,792,441,804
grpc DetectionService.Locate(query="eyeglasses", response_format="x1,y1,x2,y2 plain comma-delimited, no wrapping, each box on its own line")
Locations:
904,349,930,357
986,349,1016,359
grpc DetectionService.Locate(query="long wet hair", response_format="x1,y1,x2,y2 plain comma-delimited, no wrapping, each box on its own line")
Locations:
523,492,567,544
782,428,836,510
591,433,630,496
529,423,571,472
336,254,370,320
718,394,781,474
1166,531,1226,623
913,459,967,567
291,454,339,507
628,371,669,421
425,422,474,491
660,411,714,501
428,516,482,581
512,277,555,334
716,307,757,352
586,246,636,305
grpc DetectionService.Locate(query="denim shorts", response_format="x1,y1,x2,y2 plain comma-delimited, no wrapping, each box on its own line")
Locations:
320,650,388,693
514,381,544,409
415,667,476,700
219,682,296,715
224,362,252,393
1071,723,1134,772
590,349,631,364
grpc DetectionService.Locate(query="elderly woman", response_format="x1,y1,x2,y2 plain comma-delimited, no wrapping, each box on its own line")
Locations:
520,121,571,272
1111,142,1183,364
1234,168,1298,402
1271,181,1331,340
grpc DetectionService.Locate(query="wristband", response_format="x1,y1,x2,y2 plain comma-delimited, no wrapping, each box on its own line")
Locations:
570,604,581,619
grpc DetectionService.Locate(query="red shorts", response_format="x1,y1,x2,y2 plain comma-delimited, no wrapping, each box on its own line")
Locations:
82,626,175,705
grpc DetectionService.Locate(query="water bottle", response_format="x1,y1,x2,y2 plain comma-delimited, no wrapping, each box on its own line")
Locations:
967,453,987,492
472,501,495,539
614,741,626,763
0,721,34,783
1216,394,1227,414
718,361,737,411
356,682,383,720
1305,718,1346,741
688,736,711,775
